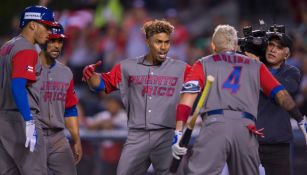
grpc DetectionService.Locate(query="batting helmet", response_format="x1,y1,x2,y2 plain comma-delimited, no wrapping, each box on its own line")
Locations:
19,5,58,28
49,23,66,39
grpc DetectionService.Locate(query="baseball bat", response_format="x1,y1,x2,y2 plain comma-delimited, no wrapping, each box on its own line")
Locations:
169,75,215,173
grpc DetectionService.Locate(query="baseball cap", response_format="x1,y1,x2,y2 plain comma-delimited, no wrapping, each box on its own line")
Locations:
49,23,66,39
268,32,293,50
19,5,59,28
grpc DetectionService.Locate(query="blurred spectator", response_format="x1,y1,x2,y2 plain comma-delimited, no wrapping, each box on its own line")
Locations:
287,45,306,69
64,8,98,63
186,37,211,65
296,2,307,33
122,0,151,58
86,94,127,130
185,0,238,38
96,22,125,72
94,0,123,28
60,8,100,85
85,93,127,175
166,8,190,62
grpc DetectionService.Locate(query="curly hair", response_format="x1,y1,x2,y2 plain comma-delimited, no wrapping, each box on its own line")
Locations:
142,19,174,39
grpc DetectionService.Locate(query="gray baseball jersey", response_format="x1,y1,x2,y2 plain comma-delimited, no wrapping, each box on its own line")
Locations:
101,56,190,129
183,51,282,175
100,56,190,175
38,59,78,129
203,53,261,116
36,59,78,175
0,35,41,113
0,35,47,175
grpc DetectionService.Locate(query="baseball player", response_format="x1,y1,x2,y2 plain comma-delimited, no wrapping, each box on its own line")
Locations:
37,23,82,175
0,5,58,175
171,25,307,175
82,19,191,175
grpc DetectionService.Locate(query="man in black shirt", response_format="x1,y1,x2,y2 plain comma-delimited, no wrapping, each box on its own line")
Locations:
256,32,301,175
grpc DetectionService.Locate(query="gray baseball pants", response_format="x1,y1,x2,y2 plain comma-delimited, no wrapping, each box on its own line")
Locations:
0,111,47,175
187,110,260,175
117,128,174,175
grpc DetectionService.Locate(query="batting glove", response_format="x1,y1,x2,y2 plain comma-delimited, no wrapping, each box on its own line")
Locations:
25,120,37,152
298,115,307,146
82,60,102,81
172,130,187,160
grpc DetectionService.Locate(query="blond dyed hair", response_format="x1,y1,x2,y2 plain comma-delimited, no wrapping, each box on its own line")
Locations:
212,25,238,52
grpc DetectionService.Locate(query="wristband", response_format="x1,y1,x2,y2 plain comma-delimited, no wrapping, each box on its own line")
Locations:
176,104,192,123
94,76,105,92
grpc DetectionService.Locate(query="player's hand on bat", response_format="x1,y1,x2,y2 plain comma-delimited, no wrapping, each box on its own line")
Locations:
25,120,37,152
82,60,102,81
298,115,307,146
73,141,83,164
172,130,187,160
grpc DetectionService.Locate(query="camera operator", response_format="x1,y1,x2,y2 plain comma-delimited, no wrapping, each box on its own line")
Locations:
254,30,301,175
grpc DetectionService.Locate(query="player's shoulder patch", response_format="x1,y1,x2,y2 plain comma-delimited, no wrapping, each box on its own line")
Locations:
181,80,201,93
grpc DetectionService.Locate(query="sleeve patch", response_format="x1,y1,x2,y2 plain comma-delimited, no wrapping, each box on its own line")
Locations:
181,80,201,93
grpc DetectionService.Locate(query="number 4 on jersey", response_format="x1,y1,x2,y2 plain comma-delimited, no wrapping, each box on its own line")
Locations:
222,66,242,93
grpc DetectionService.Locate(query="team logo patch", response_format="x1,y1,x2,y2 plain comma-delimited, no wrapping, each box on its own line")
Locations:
183,81,199,88
24,12,42,20
181,80,201,93
26,66,34,72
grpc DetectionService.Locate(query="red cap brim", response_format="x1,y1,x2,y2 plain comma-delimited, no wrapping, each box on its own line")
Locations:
49,34,66,39
37,20,59,27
